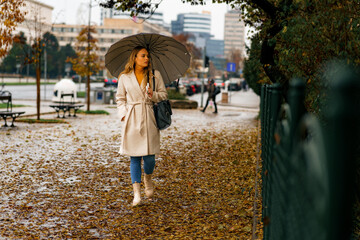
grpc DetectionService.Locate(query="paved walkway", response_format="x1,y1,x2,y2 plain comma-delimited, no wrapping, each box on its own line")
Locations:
0,98,261,238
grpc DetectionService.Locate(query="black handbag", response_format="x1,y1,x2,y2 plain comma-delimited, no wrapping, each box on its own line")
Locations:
213,86,221,96
151,70,172,130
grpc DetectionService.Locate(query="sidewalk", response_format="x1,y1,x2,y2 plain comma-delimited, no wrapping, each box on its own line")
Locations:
0,101,261,239
188,89,260,111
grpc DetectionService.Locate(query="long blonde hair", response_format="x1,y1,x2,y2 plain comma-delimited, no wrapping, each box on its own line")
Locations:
120,46,154,88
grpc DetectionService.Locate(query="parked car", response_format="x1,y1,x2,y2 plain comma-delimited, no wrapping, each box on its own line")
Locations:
179,78,196,96
166,81,187,95
214,79,225,89
72,75,97,83
104,78,118,88
227,78,242,91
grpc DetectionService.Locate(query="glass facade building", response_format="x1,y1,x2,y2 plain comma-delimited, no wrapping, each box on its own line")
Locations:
171,12,211,48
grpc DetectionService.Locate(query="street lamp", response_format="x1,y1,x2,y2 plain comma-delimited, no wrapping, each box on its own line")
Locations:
65,63,71,78
16,63,21,83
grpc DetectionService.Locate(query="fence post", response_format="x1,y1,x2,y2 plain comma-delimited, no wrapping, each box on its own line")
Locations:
288,78,306,150
325,64,360,239
262,83,282,240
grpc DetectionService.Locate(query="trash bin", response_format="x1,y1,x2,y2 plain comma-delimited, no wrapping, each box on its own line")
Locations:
93,87,116,104
221,92,228,103
93,87,105,104
104,89,116,104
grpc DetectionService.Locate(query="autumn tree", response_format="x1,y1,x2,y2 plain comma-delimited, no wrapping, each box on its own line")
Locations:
243,33,270,96
227,48,243,77
173,33,202,77
68,26,101,111
0,0,25,59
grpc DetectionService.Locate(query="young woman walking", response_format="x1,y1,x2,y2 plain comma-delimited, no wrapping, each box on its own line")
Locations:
115,46,168,206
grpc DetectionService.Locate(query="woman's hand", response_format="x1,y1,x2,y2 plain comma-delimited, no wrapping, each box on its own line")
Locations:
147,87,153,98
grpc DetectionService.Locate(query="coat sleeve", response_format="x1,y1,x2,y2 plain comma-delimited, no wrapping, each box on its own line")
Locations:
115,75,128,119
148,70,168,103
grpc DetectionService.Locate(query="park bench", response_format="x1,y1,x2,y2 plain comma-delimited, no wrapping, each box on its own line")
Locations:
49,92,84,118
0,92,25,127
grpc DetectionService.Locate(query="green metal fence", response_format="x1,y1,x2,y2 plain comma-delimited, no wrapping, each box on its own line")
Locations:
260,65,360,239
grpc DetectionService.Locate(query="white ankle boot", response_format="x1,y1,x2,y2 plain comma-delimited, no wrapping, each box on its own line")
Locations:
144,174,154,199
132,183,141,206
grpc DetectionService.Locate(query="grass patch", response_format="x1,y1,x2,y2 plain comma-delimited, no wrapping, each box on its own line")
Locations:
77,109,110,115
77,91,86,98
15,118,68,124
167,89,187,100
0,103,27,109
2,82,56,86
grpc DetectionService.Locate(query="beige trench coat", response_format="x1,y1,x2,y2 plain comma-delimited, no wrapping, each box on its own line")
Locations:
115,70,168,156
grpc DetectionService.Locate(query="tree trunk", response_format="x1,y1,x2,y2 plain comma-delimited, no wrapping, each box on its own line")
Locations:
87,74,90,111
36,62,41,120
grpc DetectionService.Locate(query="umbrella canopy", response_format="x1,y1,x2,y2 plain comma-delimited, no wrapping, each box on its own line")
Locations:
105,33,191,84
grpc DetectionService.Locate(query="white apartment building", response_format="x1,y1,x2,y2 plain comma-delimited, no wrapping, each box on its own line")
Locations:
100,8,165,28
52,18,171,75
15,0,53,41
224,10,245,60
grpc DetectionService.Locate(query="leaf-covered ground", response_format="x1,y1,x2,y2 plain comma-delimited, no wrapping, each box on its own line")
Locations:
0,108,262,239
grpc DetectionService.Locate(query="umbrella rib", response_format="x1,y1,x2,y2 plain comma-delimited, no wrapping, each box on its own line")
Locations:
154,52,185,80
157,49,190,66
151,54,172,82
105,49,132,66
161,54,185,76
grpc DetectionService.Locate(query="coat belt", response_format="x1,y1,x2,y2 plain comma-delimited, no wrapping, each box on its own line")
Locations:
127,101,153,136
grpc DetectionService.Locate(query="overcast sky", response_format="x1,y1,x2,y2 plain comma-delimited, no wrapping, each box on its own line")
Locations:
37,0,233,40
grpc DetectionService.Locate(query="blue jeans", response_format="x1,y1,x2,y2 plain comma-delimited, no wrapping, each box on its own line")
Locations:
130,155,155,184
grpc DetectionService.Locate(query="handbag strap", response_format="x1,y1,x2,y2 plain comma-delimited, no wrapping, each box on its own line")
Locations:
152,69,155,91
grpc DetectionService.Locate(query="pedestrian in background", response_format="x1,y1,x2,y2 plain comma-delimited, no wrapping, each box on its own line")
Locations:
115,46,168,206
201,78,218,114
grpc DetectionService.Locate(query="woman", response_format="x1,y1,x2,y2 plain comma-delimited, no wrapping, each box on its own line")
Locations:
115,46,168,207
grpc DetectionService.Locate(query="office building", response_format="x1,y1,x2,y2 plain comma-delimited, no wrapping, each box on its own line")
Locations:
171,12,211,48
206,39,225,71
206,39,224,58
224,10,245,60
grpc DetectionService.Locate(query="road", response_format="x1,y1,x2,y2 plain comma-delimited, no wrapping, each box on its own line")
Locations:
3,83,104,101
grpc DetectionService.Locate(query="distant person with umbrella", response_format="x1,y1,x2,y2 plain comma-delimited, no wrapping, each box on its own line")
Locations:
201,78,218,114
115,46,168,206
106,33,190,207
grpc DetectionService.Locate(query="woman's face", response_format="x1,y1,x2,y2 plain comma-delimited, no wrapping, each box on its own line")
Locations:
135,48,149,69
